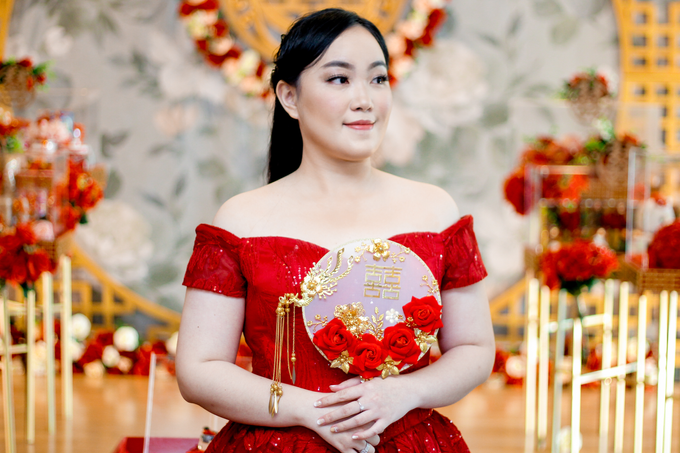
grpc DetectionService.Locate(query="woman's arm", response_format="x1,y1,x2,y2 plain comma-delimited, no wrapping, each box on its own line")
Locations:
175,288,381,452
313,281,495,439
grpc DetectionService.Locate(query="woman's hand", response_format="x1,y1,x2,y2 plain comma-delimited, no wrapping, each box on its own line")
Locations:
313,376,419,441
310,421,380,453
300,396,380,453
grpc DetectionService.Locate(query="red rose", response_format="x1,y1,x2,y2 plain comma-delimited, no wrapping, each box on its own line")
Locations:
403,295,443,335
348,334,387,379
313,318,356,361
18,58,32,68
382,323,421,366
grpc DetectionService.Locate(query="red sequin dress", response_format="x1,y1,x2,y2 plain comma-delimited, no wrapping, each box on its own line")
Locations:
183,215,488,453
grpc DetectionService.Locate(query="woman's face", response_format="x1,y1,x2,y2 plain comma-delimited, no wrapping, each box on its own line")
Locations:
278,26,392,164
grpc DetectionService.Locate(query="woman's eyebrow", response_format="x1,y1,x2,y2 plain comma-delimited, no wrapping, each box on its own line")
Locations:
320,60,386,70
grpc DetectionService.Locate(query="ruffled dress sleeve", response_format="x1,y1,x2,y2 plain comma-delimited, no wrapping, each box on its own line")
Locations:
182,224,247,298
441,215,488,290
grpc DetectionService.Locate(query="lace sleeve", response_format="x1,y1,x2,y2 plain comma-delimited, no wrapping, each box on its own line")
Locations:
441,216,488,290
182,224,247,298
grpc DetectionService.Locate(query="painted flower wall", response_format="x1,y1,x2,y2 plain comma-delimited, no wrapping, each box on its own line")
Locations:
7,0,618,311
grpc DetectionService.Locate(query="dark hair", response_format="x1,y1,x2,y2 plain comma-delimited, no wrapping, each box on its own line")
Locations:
266,8,389,183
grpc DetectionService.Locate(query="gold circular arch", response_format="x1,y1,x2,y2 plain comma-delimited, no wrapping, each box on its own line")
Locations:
218,0,408,61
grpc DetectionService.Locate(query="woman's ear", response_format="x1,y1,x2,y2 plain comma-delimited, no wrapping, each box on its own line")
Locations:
276,80,299,120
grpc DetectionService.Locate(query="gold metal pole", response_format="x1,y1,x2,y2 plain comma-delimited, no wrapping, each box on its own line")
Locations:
61,255,73,420
1,285,16,453
633,295,647,453
614,282,629,453
538,285,551,449
25,288,35,444
599,280,614,453
42,272,56,433
525,278,539,453
551,289,568,453
655,291,669,453
571,314,582,453
663,291,678,452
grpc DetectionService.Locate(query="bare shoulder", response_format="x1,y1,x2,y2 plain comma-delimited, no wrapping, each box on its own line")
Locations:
381,173,460,230
212,183,281,237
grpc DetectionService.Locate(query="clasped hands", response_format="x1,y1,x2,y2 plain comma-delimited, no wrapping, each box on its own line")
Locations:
312,376,417,453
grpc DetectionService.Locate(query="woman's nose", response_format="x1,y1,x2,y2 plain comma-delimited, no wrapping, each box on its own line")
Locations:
350,82,373,111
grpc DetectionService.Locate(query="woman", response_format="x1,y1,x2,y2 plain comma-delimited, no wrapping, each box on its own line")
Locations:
177,8,495,453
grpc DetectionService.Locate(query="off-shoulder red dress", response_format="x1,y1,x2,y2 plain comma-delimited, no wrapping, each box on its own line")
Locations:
182,215,488,453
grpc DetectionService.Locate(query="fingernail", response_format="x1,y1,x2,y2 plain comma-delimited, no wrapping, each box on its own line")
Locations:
317,419,323,425
352,435,358,439
314,401,321,407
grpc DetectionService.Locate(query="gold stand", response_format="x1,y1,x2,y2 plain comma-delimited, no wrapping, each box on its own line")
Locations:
524,279,678,452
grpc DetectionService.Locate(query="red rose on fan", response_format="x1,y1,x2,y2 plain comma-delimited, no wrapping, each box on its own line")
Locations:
382,323,421,366
403,295,443,335
348,334,387,379
313,318,357,361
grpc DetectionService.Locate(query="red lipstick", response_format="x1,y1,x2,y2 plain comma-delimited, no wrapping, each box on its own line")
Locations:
345,120,374,130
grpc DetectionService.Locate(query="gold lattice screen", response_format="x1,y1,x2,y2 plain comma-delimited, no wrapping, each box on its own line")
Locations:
614,0,680,152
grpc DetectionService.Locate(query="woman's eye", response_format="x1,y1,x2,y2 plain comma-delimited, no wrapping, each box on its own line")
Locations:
373,75,389,84
328,75,349,84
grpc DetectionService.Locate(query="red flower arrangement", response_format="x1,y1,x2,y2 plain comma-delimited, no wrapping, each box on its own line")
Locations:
0,223,57,290
648,220,680,269
540,240,619,294
312,295,441,380
178,0,449,97
503,135,590,215
63,158,104,230
0,58,49,92
560,69,612,101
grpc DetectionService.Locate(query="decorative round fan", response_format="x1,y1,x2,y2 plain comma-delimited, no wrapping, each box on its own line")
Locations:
301,238,442,380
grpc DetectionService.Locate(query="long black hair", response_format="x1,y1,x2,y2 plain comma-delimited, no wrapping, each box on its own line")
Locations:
266,8,389,183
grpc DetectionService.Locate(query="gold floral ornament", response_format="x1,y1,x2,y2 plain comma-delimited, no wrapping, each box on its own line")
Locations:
369,238,390,261
354,240,411,264
330,350,353,373
414,329,437,354
421,275,439,295
377,356,401,379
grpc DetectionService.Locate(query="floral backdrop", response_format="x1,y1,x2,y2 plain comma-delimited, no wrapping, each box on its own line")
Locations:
7,0,618,313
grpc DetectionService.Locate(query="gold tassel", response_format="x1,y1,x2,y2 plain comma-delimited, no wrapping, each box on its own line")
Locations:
269,294,300,416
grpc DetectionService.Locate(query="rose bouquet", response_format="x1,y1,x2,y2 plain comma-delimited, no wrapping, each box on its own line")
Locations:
540,240,619,295
312,295,442,380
